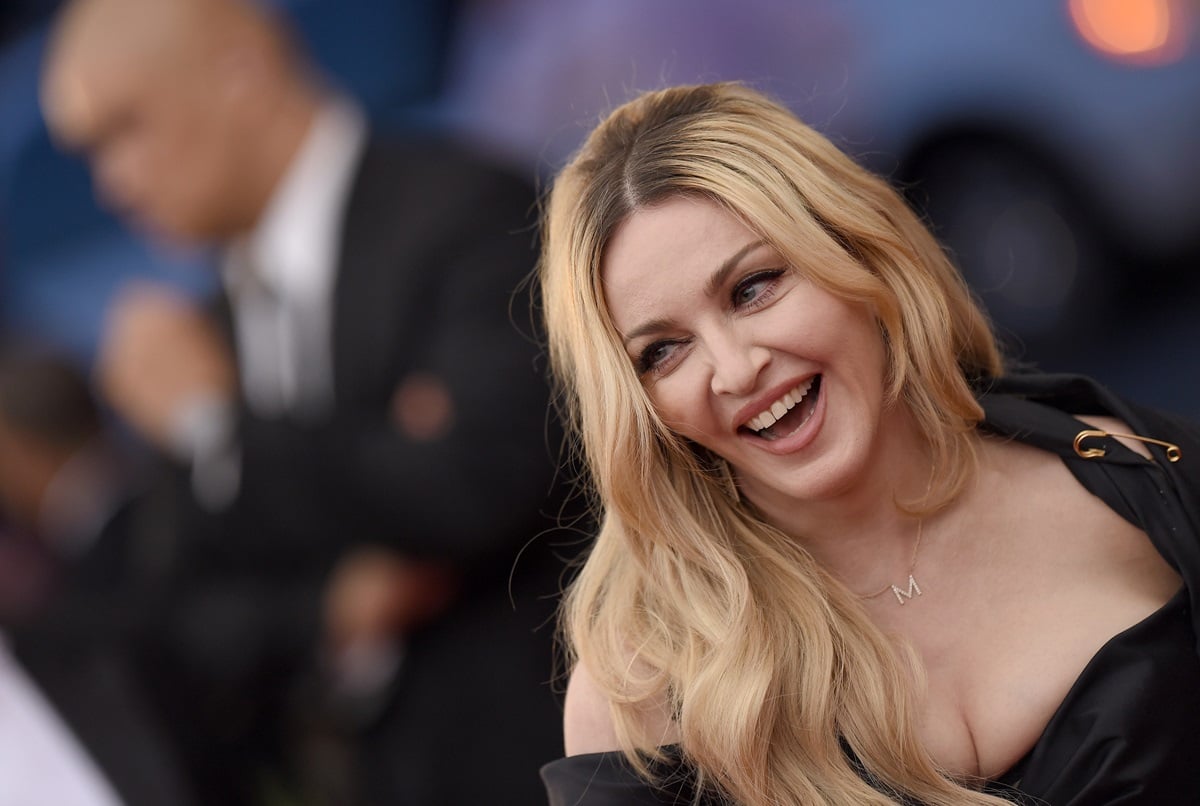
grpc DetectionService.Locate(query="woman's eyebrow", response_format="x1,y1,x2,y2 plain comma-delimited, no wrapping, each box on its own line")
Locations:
703,239,768,298
622,316,674,346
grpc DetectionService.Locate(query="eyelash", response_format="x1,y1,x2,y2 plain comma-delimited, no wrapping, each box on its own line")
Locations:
637,338,687,375
731,268,786,310
635,268,788,376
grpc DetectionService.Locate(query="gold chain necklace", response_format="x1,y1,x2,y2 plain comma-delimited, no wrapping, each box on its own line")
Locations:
856,469,934,606
857,518,924,605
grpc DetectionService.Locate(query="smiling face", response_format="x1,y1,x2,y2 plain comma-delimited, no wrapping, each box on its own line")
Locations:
603,195,901,514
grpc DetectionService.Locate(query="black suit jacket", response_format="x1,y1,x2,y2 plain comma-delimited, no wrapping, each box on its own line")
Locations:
217,138,559,567
171,136,569,806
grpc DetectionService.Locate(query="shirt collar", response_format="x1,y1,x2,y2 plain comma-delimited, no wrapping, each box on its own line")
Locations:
226,94,368,301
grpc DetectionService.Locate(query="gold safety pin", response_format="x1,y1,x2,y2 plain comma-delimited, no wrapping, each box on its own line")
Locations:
1073,429,1182,463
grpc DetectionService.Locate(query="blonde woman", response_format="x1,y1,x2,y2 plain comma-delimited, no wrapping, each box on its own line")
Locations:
538,83,1200,805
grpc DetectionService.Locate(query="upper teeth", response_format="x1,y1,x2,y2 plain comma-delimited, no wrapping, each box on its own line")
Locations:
746,378,814,432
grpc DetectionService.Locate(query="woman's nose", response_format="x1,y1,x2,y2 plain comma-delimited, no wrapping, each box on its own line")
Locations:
709,337,770,397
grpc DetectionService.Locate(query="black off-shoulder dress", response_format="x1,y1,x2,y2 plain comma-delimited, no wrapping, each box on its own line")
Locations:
541,375,1200,805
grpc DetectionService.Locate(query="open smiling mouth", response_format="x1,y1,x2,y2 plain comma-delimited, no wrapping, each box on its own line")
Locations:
740,375,822,441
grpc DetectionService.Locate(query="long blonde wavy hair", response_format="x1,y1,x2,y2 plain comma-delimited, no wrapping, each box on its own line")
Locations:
540,83,1009,805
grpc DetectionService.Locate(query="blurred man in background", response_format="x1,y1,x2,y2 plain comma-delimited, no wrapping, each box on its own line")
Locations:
40,0,566,803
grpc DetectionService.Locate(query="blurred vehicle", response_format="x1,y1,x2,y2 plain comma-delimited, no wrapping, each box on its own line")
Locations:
822,0,1200,357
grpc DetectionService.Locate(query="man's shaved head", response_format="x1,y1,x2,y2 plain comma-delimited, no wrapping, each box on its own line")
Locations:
41,0,318,242
44,0,223,143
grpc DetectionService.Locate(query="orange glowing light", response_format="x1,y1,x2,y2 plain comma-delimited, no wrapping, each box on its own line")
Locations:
1069,0,1191,64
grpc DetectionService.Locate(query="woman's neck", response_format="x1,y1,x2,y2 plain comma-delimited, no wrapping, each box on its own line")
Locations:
745,400,936,593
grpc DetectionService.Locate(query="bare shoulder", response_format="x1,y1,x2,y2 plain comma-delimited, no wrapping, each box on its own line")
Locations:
563,662,679,756
563,663,621,756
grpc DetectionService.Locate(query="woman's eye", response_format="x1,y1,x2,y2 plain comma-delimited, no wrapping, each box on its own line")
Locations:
637,340,684,375
732,269,785,309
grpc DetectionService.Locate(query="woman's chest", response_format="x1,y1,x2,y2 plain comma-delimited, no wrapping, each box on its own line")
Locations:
892,462,1183,779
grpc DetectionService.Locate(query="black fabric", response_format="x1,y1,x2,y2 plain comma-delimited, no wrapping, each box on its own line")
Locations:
544,747,722,806
542,374,1200,805
11,495,199,806
161,136,569,805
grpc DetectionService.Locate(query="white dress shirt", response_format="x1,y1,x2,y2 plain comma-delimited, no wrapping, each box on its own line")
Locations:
171,96,367,510
223,95,368,421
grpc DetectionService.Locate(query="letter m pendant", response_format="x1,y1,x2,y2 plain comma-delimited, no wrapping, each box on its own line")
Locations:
890,575,922,605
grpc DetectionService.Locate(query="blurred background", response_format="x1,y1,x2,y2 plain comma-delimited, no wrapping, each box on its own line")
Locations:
3,0,1199,414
